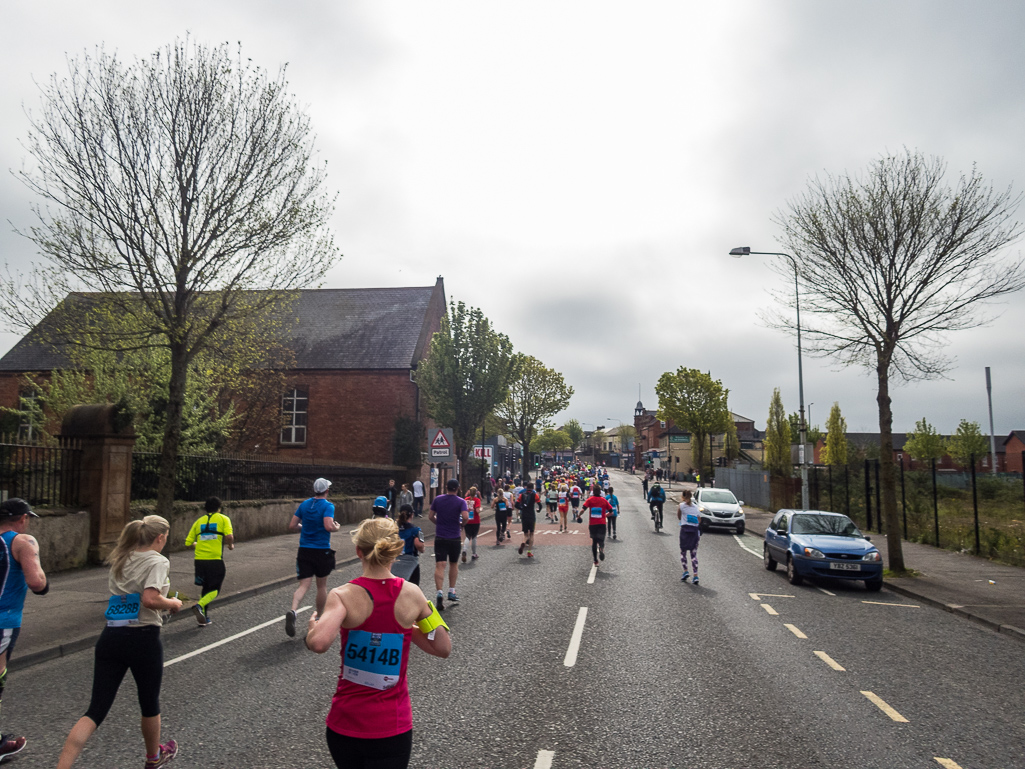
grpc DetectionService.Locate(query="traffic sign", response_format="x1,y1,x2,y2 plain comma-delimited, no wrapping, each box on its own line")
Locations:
430,428,454,459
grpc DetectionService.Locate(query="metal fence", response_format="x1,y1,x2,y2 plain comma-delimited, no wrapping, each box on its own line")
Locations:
131,452,395,502
0,438,82,507
714,466,771,509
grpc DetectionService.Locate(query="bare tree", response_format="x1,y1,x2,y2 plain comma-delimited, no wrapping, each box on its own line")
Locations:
774,149,1025,571
5,39,338,517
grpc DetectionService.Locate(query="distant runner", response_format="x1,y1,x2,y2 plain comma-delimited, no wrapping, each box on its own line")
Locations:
429,479,469,610
678,489,701,585
516,482,541,558
286,478,341,637
492,488,510,545
605,486,620,540
582,487,614,567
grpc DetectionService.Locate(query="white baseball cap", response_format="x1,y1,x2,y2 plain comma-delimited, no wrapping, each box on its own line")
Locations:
313,478,332,493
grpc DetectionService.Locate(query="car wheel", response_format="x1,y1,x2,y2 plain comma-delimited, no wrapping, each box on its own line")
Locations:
698,518,709,533
735,521,745,535
865,576,883,592
763,543,777,571
786,556,803,585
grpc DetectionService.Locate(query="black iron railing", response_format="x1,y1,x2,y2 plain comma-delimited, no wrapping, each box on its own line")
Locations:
0,436,82,508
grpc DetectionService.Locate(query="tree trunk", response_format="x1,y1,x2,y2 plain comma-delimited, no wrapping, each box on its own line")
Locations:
876,352,906,571
156,342,190,519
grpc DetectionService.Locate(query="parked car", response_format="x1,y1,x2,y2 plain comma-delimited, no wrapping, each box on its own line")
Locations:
763,510,883,591
693,488,745,534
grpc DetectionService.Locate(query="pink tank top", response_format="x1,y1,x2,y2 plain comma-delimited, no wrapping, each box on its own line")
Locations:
326,576,413,738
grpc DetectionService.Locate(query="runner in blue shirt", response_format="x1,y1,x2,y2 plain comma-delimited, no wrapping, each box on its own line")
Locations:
605,487,620,540
285,478,340,637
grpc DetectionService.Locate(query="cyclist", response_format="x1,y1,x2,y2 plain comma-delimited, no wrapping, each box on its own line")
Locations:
305,517,452,769
647,482,666,531
583,486,613,567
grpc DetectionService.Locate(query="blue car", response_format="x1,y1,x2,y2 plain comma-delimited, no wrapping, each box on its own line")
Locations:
763,510,883,591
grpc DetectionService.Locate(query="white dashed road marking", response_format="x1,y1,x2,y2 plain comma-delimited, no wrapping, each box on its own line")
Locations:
749,593,795,601
816,587,836,596
563,607,588,667
933,759,963,769
784,623,807,639
587,564,597,584
761,603,779,616
534,749,556,768
862,601,919,608
813,650,846,671
164,606,313,668
861,691,909,722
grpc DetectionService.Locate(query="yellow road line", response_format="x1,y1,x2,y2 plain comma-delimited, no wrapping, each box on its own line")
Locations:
813,650,846,671
934,759,963,769
784,623,807,639
861,691,909,722
862,601,920,608
761,603,778,616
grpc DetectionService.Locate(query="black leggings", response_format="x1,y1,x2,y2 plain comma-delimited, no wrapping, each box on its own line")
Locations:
607,514,617,537
589,524,606,560
85,626,163,726
326,727,412,769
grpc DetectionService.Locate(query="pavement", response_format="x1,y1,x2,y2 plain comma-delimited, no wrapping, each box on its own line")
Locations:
14,478,1025,672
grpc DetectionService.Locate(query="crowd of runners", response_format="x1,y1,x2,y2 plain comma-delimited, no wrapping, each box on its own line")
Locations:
0,461,704,769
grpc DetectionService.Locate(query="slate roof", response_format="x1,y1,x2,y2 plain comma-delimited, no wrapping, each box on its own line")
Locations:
0,281,445,373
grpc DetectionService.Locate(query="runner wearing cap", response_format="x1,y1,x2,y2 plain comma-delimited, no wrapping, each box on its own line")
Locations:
286,478,341,637
0,499,47,763
428,479,469,610
372,497,390,518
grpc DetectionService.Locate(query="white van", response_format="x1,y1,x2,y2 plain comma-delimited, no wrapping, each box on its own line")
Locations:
693,488,745,534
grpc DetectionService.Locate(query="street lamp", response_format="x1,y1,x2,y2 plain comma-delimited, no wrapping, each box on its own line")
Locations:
730,246,809,510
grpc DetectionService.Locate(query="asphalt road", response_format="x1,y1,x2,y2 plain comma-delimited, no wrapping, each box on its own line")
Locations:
11,470,1025,768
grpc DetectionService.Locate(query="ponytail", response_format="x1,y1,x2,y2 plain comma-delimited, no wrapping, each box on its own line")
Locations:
107,515,170,580
351,517,404,568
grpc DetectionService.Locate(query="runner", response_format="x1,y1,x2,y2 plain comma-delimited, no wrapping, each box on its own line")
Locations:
492,487,510,545
582,486,614,567
677,489,701,584
394,506,424,585
429,479,469,610
516,482,541,558
557,483,569,532
0,499,48,763
305,517,452,769
56,515,181,769
641,472,649,499
184,496,234,627
286,478,341,638
461,486,482,563
372,496,390,518
647,481,666,531
546,483,559,524
569,481,582,523
605,486,620,540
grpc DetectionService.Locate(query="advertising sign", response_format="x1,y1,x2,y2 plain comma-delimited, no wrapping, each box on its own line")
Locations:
472,445,493,461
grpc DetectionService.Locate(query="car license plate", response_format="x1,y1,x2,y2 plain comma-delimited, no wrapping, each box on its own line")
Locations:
829,562,861,571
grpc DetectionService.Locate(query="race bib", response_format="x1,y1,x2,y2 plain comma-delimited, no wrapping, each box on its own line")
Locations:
105,593,141,627
497,501,507,511
199,523,220,541
686,513,699,526
589,507,604,519
342,630,404,690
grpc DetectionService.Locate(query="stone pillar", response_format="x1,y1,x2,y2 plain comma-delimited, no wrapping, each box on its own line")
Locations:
60,404,136,564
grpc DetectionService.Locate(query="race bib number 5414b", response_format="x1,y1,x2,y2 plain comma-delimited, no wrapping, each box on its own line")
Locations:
342,630,403,690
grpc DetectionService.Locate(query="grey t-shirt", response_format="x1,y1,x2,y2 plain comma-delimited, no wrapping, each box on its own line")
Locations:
108,549,171,627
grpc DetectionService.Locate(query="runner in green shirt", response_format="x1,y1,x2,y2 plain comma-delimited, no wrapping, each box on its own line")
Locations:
185,497,234,626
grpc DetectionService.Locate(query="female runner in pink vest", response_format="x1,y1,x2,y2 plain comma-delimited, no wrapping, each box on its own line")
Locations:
305,518,452,768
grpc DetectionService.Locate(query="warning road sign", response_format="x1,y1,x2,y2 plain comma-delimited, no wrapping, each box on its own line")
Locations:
430,428,454,459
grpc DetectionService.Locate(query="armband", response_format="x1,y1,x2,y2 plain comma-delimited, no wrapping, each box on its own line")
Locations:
32,578,49,596
416,601,449,635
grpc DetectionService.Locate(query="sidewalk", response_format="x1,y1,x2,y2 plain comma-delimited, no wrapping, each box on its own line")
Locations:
16,511,450,670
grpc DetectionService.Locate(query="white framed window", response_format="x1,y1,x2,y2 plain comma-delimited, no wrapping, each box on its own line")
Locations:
280,388,308,446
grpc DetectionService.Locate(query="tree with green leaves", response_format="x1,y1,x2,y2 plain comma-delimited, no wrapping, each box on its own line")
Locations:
775,149,1025,571
946,419,989,469
561,419,584,450
764,388,792,476
416,301,516,478
822,402,849,467
494,355,573,481
4,39,337,518
723,416,740,464
533,428,572,455
903,418,946,464
788,412,823,448
655,368,731,479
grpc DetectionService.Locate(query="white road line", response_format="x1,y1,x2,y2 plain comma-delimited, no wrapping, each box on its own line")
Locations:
733,534,762,558
784,623,807,639
861,690,909,722
934,759,963,769
813,650,846,671
563,607,588,667
761,603,778,616
587,564,597,584
863,601,919,608
164,607,312,668
480,529,493,536
534,749,556,769
817,587,836,596
749,593,795,601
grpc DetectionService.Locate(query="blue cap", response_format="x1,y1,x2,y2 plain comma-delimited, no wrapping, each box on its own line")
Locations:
373,496,388,508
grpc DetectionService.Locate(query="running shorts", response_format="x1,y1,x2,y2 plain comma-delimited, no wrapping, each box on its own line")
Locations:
570,498,580,508
521,514,536,534
296,547,336,579
194,559,226,593
463,524,481,538
434,537,462,563
0,627,20,659
589,524,607,542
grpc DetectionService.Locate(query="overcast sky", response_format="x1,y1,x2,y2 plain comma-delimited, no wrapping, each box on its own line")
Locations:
2,1,1024,438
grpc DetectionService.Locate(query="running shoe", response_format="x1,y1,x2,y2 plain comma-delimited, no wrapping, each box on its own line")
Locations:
692,577,700,586
144,739,178,768
518,543,525,555
0,736,26,762
461,551,467,564
593,560,599,567
447,591,460,603
681,571,690,583
284,610,297,637
436,591,444,611
599,548,605,561
612,534,616,539
527,551,533,558
192,604,210,627
471,553,479,560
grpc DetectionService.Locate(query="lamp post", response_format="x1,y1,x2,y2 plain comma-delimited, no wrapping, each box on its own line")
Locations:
730,246,808,510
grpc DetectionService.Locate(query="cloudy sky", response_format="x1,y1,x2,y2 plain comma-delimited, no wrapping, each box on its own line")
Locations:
2,1,1024,438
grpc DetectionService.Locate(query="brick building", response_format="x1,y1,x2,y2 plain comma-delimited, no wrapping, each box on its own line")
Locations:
1004,431,1025,474
633,400,763,473
0,279,447,471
